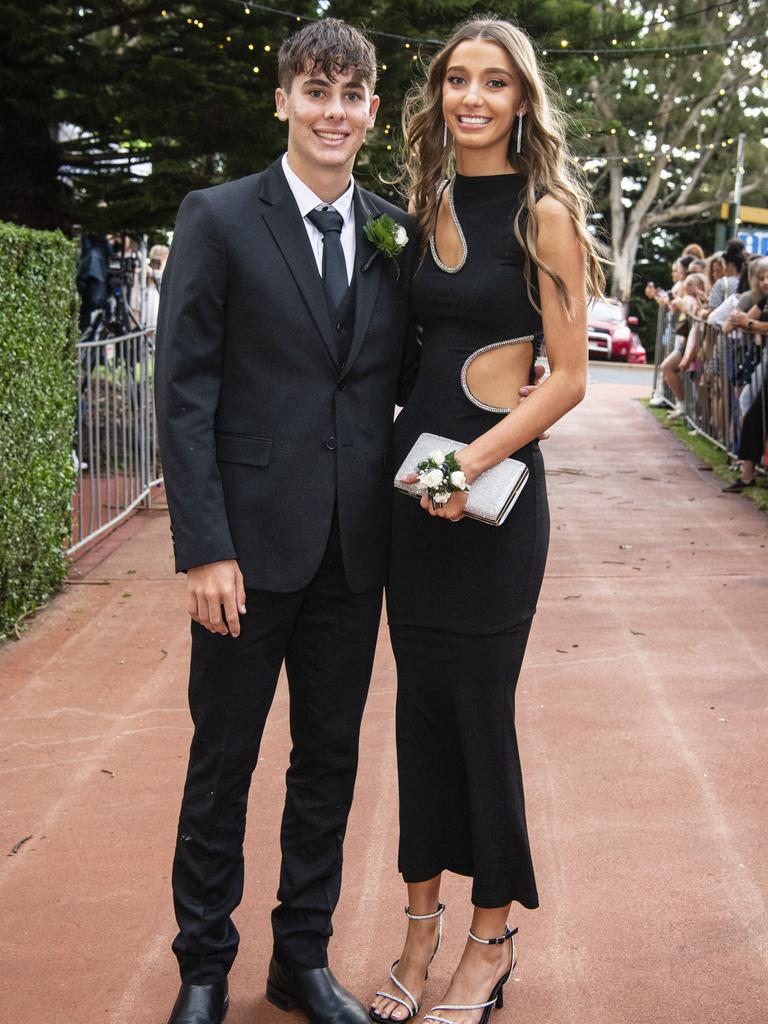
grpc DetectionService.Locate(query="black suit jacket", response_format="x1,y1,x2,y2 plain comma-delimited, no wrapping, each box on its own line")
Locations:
154,157,418,593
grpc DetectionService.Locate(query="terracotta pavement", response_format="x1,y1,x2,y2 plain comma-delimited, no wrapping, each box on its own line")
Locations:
1,378,767,1024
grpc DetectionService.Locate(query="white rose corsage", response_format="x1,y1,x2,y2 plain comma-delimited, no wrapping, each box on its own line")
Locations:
416,448,469,507
362,213,408,278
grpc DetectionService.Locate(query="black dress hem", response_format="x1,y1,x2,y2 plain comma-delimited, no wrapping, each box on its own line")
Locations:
400,864,539,911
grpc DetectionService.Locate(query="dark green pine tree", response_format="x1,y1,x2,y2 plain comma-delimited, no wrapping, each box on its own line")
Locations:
0,1,598,233
0,0,319,233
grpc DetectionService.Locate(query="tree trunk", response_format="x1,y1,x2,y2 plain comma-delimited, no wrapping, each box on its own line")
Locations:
610,231,643,305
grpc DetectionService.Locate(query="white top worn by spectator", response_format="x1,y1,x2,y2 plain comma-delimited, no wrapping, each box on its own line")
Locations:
708,274,739,311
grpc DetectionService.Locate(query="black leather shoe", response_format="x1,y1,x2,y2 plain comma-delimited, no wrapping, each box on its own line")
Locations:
267,958,368,1024
167,980,229,1024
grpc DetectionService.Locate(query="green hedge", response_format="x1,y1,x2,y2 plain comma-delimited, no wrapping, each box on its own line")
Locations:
0,222,78,639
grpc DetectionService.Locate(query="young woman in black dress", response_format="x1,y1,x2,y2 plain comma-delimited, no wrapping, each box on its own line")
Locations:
370,18,605,1024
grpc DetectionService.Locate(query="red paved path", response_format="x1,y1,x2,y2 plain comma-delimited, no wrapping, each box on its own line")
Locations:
2,380,767,1024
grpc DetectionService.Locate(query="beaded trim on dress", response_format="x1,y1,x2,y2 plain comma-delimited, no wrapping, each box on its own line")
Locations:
429,178,468,274
460,336,535,414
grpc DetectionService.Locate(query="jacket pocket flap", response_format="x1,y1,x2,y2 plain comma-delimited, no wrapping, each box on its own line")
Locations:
215,432,272,466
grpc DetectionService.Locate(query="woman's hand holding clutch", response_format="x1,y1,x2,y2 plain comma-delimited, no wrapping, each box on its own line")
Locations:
398,369,545,523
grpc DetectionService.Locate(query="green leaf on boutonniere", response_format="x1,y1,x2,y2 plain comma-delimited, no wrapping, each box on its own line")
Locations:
363,213,409,278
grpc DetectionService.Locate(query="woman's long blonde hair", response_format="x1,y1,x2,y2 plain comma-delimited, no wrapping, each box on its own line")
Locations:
400,17,607,316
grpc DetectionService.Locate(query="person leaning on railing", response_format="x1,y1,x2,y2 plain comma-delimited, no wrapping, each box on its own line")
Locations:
732,257,768,419
677,273,710,370
664,263,708,419
721,264,768,492
703,251,726,293
648,256,695,412
707,242,744,312
699,246,747,396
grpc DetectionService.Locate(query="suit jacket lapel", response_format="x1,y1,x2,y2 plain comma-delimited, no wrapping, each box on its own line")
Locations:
259,160,338,367
343,186,382,378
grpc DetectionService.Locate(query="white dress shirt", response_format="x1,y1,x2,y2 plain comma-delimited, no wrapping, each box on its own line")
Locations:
281,154,356,285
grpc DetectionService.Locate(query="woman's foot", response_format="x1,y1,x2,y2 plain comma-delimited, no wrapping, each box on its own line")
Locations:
371,910,443,1022
424,930,515,1024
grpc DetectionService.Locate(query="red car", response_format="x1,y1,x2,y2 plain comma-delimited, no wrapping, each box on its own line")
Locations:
588,300,647,363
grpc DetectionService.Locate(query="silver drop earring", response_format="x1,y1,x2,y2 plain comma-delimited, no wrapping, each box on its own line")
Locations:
516,112,524,154
443,120,448,148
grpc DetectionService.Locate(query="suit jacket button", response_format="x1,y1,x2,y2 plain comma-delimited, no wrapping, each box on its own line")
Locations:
325,436,337,450
336,321,346,333
337,381,348,391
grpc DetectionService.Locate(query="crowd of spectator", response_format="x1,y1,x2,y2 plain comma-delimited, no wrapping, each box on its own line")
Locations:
645,239,768,492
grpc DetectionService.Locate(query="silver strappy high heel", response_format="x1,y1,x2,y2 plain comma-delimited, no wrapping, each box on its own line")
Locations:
422,926,518,1024
370,902,446,1024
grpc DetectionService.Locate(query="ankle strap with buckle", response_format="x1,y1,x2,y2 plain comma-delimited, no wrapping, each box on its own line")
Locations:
468,925,518,945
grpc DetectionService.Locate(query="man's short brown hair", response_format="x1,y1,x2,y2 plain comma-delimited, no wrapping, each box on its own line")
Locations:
277,18,377,92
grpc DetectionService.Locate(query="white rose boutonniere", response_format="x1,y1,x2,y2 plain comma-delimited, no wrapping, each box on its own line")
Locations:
362,213,409,278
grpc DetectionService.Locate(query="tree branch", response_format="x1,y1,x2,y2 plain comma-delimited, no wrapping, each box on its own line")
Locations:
644,181,759,229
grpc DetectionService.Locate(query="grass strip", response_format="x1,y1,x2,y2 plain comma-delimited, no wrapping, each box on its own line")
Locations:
641,400,768,516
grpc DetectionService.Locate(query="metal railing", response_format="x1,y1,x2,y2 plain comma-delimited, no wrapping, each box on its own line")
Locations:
69,328,162,554
651,308,767,470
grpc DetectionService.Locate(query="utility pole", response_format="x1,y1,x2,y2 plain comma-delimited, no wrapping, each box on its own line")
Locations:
727,132,746,239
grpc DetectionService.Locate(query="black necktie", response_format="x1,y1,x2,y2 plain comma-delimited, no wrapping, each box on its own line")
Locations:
306,206,348,314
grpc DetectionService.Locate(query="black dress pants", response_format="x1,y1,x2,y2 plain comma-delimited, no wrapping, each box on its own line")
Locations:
738,378,767,463
171,513,382,983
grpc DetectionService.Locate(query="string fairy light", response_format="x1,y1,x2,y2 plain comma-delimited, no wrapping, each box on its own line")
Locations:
161,0,763,62
153,0,763,171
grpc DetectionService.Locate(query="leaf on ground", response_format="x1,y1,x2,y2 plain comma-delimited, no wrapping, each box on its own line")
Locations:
101,768,115,777
630,629,646,636
160,649,168,659
556,648,568,653
8,835,32,856
122,591,131,598
564,594,582,600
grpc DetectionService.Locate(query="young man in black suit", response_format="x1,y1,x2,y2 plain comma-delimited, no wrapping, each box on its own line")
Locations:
155,19,416,1024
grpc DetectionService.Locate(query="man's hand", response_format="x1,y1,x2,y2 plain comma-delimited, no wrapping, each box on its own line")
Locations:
518,362,549,440
187,560,246,637
519,361,545,399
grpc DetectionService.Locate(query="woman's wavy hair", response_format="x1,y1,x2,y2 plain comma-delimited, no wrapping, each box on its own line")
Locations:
399,17,607,316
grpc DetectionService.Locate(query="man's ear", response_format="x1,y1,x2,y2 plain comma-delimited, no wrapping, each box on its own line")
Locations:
275,86,288,122
367,93,381,130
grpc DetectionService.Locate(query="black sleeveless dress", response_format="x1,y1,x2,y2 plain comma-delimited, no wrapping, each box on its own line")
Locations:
387,172,549,909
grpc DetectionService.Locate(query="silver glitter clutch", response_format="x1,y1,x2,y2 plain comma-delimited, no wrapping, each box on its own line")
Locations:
394,432,528,527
